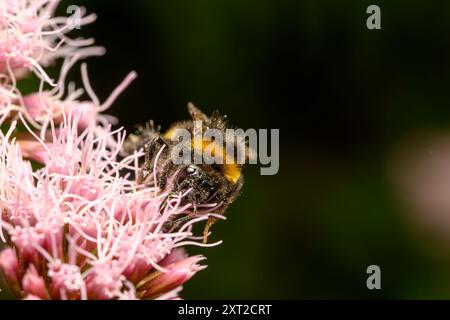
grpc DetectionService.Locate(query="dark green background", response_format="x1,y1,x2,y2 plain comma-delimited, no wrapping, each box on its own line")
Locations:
4,0,450,299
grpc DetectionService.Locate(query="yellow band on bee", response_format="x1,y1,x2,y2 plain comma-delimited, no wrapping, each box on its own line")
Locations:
164,129,242,184
191,137,241,183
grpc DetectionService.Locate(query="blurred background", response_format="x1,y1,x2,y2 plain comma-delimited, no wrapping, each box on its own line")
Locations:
5,0,450,299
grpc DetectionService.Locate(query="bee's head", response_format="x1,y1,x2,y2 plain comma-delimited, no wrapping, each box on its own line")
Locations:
174,164,226,205
163,103,247,210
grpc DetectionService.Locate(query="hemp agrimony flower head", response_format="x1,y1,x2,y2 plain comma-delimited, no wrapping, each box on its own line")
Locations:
0,0,224,300
0,0,104,85
0,117,220,300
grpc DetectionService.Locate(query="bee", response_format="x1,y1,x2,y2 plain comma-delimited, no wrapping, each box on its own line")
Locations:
123,103,247,243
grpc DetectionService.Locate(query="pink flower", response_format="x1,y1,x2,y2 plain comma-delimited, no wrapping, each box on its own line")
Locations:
0,1,121,136
4,56,136,156
0,83,23,124
0,0,104,85
21,60,137,132
0,117,221,299
0,0,224,301
22,265,50,300
0,248,21,296
136,254,207,299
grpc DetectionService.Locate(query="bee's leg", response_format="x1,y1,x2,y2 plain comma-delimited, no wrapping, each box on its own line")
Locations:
203,217,219,244
162,200,198,232
138,136,169,184
192,202,198,214
162,211,199,232
162,214,193,232
156,158,175,191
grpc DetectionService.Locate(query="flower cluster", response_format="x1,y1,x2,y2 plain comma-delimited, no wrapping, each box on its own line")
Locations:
0,0,103,84
0,1,221,300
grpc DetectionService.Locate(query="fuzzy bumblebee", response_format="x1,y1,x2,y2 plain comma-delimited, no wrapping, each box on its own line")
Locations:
123,103,248,243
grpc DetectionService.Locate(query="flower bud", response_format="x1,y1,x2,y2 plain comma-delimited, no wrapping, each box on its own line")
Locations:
137,255,206,299
22,265,50,300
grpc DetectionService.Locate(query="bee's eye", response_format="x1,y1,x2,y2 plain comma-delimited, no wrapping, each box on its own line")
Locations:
186,165,199,175
176,165,201,185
